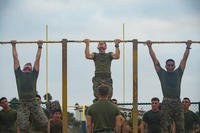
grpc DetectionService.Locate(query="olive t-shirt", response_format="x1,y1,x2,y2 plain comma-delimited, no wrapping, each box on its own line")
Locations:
157,66,183,98
14,66,38,99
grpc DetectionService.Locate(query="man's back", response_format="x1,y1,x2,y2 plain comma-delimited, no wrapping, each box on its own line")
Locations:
87,100,120,130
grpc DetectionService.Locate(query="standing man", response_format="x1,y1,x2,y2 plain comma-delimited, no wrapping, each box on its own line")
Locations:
141,97,161,133
0,97,19,133
84,39,121,99
146,40,192,133
182,97,200,133
86,84,121,133
111,98,127,133
31,94,50,133
11,40,48,133
47,109,62,133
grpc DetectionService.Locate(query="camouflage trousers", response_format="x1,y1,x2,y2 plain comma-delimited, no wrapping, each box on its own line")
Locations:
94,131,114,133
92,76,113,99
17,99,48,133
45,100,61,118
160,97,184,133
0,130,16,133
93,129,114,133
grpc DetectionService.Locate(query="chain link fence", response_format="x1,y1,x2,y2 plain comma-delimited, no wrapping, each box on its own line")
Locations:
118,102,200,120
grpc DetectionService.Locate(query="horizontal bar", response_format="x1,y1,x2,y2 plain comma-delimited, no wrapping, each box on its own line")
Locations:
0,40,133,44
0,40,200,44
0,41,62,44
118,102,200,105
140,41,200,44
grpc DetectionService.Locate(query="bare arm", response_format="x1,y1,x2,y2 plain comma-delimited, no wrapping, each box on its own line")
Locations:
146,40,160,72
179,40,192,71
84,39,94,60
115,115,122,133
47,120,50,133
112,39,121,59
140,121,145,133
16,121,20,133
34,40,43,71
86,115,93,133
11,40,20,70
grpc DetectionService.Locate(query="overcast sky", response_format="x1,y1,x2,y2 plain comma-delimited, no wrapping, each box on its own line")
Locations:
0,0,200,109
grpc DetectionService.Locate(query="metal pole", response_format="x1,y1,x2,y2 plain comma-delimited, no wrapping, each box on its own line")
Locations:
1,40,200,44
62,39,68,133
123,23,126,103
198,102,200,117
132,39,138,133
45,24,49,101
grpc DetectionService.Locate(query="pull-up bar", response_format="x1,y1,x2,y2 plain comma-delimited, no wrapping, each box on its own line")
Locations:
1,40,200,44
1,38,199,133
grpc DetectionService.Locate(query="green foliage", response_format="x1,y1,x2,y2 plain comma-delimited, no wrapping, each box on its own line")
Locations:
68,112,81,127
9,97,19,110
43,93,52,101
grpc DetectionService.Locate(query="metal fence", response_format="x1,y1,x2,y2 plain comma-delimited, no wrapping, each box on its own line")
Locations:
118,102,200,120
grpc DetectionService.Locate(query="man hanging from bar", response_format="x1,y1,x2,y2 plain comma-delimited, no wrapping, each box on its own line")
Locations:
146,40,192,133
11,40,48,133
84,39,121,100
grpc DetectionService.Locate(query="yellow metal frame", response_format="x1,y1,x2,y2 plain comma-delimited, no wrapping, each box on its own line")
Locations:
1,39,200,133
62,39,68,133
46,25,49,101
132,39,138,133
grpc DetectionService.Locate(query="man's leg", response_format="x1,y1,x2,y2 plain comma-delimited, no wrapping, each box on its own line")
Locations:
106,78,113,99
92,77,113,99
92,77,101,99
31,101,48,133
174,102,185,133
160,100,172,133
17,103,31,133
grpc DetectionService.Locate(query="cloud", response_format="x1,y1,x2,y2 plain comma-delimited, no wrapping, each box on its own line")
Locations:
0,0,199,106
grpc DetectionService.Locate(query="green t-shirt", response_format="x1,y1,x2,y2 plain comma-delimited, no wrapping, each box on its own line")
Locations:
14,66,38,99
142,110,161,133
157,66,183,98
184,110,200,132
0,109,17,132
87,100,120,130
93,52,113,74
50,119,62,133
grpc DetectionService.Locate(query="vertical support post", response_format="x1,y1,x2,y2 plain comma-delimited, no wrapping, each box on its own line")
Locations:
132,39,138,133
198,102,200,117
123,23,126,103
62,39,68,133
45,24,49,101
